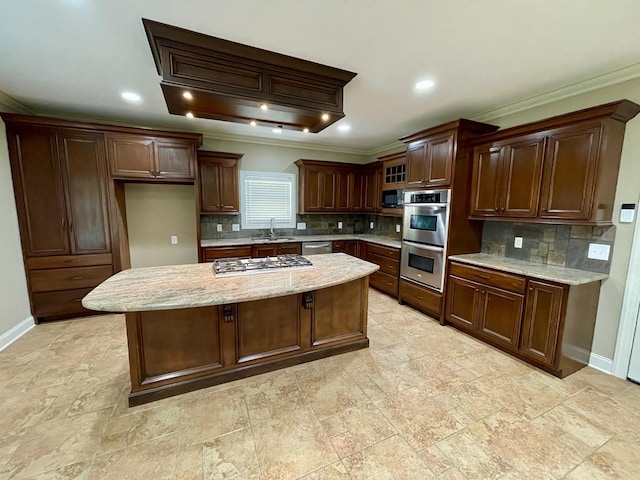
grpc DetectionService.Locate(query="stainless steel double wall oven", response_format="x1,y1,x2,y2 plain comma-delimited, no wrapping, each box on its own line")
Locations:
400,189,450,291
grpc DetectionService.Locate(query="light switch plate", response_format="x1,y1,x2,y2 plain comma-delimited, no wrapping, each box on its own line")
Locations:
338,221,343,229
232,224,240,232
588,243,610,261
369,222,374,229
396,224,401,233
514,236,523,249
297,222,306,230
216,224,222,232
620,203,635,223
171,235,178,244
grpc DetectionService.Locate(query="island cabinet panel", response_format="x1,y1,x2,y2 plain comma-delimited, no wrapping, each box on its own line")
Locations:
312,280,366,347
236,295,303,363
202,246,252,262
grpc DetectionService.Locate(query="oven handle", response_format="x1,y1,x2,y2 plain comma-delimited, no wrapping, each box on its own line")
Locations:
402,240,445,253
404,203,448,209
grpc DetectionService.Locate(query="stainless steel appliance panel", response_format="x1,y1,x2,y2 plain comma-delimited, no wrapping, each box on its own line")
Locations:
400,241,445,291
402,203,449,246
301,242,333,255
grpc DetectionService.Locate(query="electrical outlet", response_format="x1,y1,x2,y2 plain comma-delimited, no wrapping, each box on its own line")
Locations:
170,235,178,244
232,224,240,232
297,222,306,230
369,222,374,229
514,236,523,249
338,221,343,229
588,243,610,261
216,224,222,232
396,224,401,233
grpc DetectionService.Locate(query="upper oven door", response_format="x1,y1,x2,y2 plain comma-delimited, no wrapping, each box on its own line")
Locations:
402,203,448,246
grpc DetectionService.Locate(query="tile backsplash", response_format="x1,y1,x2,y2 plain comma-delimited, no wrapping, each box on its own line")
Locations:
201,213,402,240
481,222,615,273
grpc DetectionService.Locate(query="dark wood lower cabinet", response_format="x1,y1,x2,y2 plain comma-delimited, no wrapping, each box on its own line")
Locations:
445,260,602,378
399,278,442,319
364,242,400,298
125,277,369,406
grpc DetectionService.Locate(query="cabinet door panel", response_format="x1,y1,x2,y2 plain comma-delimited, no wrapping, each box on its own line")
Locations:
304,168,323,211
58,131,111,254
155,140,195,180
321,169,337,210
406,143,426,186
278,243,302,255
425,133,454,186
470,145,503,216
237,295,301,362
252,245,277,258
335,169,350,211
218,160,239,211
521,281,564,365
445,276,478,331
106,134,155,178
540,125,600,220
501,137,545,217
10,126,69,256
477,286,523,349
199,162,221,211
349,171,364,210
312,280,365,346
362,166,381,211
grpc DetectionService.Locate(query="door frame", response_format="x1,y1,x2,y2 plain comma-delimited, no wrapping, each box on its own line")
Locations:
612,206,640,378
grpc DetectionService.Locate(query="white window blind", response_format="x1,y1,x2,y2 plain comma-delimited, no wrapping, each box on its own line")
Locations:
240,171,297,229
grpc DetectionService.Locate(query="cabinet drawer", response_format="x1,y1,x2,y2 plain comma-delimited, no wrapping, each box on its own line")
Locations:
202,246,252,262
449,262,525,294
366,243,400,260
30,265,113,293
400,279,442,318
32,288,94,318
369,270,398,297
367,252,399,275
26,253,113,270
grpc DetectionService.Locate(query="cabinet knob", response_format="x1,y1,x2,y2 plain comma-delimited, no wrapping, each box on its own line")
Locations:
529,287,533,292
541,207,547,212
494,207,499,212
61,218,66,230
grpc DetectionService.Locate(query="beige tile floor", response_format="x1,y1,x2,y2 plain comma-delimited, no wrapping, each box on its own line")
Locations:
1,289,640,479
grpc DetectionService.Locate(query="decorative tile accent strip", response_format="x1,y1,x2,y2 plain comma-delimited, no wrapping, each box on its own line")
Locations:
481,222,615,274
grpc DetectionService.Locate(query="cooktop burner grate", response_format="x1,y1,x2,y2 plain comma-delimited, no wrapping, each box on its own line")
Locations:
212,254,314,277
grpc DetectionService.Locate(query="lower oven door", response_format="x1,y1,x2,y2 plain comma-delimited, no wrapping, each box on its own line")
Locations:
400,241,445,292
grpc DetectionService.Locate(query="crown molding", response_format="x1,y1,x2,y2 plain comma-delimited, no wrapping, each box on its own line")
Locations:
201,131,371,156
0,90,34,114
365,140,405,158
471,61,640,123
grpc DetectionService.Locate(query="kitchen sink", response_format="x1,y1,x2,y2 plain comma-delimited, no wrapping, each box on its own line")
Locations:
251,237,295,242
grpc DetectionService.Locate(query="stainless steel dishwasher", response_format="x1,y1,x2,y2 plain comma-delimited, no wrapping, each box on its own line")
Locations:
301,241,333,255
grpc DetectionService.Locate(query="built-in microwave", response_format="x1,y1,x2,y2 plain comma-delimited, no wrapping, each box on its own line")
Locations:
381,189,404,209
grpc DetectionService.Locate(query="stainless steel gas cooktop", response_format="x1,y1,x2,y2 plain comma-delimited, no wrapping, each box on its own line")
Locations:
212,254,314,277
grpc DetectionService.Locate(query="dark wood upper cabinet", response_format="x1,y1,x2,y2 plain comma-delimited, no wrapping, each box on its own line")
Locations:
404,132,455,188
106,133,199,182
378,151,406,190
539,125,600,221
197,151,241,214
296,159,375,213
469,100,640,224
471,136,545,218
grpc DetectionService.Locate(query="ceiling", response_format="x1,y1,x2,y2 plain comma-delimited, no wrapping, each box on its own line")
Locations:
1,0,640,153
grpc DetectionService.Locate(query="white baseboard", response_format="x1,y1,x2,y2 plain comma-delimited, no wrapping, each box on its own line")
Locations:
0,316,35,351
589,353,614,375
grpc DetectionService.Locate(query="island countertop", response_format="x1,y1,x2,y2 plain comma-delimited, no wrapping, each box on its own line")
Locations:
83,253,379,312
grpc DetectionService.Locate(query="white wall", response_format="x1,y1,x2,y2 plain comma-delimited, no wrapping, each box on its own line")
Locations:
482,77,640,361
0,116,33,344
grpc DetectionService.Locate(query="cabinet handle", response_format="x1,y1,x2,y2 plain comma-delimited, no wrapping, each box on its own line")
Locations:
478,274,491,279
70,276,83,281
494,207,499,212
149,169,154,176
64,259,80,264
68,220,73,231
500,207,505,212
541,207,547,212
416,295,423,299
482,291,486,294
61,218,66,230
529,287,533,292
475,289,479,292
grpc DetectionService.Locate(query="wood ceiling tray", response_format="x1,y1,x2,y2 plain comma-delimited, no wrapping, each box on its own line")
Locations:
143,19,357,133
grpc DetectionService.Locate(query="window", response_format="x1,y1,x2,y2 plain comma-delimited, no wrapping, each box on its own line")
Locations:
240,171,297,229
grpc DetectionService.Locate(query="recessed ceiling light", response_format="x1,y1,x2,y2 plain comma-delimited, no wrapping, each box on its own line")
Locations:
272,126,283,134
186,112,194,118
321,113,330,121
260,103,269,111
415,79,436,90
182,91,193,100
302,128,309,133
338,124,351,132
121,91,142,102
250,120,257,126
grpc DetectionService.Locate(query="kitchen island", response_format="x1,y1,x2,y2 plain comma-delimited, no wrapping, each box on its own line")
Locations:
83,253,378,405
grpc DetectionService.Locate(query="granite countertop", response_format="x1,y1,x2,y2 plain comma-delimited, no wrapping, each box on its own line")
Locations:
82,253,379,312
449,253,608,286
200,234,401,249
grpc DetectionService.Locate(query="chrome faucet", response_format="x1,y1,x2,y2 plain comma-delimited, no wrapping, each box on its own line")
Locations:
269,217,276,238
